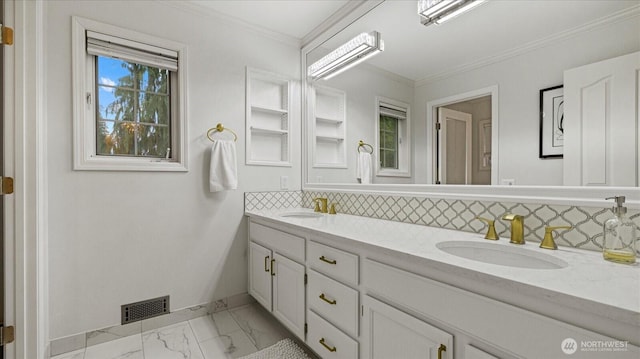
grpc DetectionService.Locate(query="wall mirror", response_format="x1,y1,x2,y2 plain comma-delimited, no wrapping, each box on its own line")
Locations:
302,0,639,193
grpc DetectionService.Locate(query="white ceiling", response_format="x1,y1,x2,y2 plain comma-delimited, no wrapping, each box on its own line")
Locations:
189,0,350,39
310,0,639,82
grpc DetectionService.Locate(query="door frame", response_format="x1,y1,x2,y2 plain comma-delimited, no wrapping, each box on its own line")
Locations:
4,0,48,358
426,85,499,185
437,107,473,185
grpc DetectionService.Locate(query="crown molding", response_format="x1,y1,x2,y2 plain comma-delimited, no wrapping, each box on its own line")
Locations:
302,0,368,47
415,4,640,87
155,0,302,48
302,0,384,52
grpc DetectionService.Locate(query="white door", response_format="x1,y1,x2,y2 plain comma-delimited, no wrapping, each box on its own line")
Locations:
362,296,453,359
272,253,306,340
438,107,472,184
564,51,640,186
248,241,272,311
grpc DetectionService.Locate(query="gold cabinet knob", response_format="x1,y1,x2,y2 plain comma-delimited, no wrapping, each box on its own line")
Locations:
540,225,572,250
475,217,498,240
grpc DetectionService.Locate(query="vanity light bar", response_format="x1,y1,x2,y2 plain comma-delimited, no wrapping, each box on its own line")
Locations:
307,31,384,80
418,0,486,26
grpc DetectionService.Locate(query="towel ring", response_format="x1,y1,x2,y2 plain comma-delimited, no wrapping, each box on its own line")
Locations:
357,140,373,154
207,123,238,142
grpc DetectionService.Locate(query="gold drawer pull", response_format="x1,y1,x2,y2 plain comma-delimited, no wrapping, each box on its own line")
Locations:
319,338,337,352
319,293,337,305
264,256,270,272
438,344,446,359
270,259,275,276
319,256,337,265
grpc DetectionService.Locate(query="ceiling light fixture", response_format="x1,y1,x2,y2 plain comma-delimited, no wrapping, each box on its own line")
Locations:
418,0,486,26
308,31,384,80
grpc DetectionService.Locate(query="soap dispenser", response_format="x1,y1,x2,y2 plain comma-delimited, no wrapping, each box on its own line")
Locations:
603,196,637,264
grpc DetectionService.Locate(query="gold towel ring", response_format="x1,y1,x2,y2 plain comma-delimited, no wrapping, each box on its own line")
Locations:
357,140,373,153
207,123,238,142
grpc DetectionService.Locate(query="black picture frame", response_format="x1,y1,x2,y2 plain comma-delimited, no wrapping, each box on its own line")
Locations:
539,85,564,158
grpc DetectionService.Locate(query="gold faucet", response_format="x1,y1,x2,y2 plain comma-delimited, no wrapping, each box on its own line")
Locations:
540,225,571,250
475,217,499,240
329,202,338,215
502,214,525,244
314,197,328,213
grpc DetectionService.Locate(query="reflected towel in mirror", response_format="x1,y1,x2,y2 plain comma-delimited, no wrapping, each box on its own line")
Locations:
209,140,238,192
357,152,372,184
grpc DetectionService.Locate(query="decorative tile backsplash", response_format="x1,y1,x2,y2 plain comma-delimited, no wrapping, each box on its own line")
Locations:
244,191,303,211
245,190,639,253
302,191,640,252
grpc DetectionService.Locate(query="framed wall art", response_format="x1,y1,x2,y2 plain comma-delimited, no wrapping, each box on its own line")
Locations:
539,85,564,158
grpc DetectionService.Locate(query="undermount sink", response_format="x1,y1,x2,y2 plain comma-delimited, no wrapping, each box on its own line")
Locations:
436,241,568,269
279,212,323,219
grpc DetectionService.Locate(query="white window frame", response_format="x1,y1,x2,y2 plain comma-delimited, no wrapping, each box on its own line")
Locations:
72,16,188,171
375,96,411,177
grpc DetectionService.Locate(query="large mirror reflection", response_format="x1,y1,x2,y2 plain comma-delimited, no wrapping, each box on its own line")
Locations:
304,0,639,186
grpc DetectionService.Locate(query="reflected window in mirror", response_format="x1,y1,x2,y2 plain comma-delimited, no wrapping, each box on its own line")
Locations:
375,97,411,178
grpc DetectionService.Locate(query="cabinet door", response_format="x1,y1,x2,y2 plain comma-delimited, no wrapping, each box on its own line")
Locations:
249,241,272,311
272,253,306,340
362,296,453,359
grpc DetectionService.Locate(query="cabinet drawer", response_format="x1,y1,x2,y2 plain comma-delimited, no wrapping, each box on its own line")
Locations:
308,241,358,286
308,270,359,338
250,221,304,262
307,310,358,359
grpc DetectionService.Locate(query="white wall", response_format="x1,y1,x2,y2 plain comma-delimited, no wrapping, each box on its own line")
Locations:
45,1,301,339
308,65,414,184
414,16,640,185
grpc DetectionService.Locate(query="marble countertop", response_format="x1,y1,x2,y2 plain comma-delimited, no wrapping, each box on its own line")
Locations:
245,208,640,329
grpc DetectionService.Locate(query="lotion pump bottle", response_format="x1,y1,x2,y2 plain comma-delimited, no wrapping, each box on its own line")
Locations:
603,196,636,264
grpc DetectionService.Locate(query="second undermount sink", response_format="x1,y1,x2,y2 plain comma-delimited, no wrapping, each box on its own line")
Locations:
436,241,569,269
279,212,324,219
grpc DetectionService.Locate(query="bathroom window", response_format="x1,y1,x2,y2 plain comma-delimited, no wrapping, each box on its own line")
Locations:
379,114,399,169
376,97,411,177
72,17,188,171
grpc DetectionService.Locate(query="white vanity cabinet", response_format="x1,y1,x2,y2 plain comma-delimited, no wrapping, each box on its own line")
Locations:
306,240,360,358
246,215,639,359
362,295,453,359
248,222,306,339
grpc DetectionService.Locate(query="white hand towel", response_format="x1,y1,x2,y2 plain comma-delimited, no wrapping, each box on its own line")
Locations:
356,152,372,184
209,140,238,192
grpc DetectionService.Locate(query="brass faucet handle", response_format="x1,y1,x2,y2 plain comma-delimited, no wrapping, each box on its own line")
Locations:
475,217,499,240
313,198,321,212
329,203,338,215
540,225,572,250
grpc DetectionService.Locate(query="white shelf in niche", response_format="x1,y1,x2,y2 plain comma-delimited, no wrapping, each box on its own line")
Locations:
251,126,289,135
316,135,344,142
251,105,288,116
312,85,347,168
315,116,343,124
246,67,292,167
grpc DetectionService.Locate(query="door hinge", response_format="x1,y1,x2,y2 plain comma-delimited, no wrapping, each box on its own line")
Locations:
0,24,14,46
304,323,308,334
304,273,307,285
1,177,14,195
436,122,441,131
0,325,15,346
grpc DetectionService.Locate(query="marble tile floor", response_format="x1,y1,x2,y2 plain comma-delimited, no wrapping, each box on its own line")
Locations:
52,302,316,359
